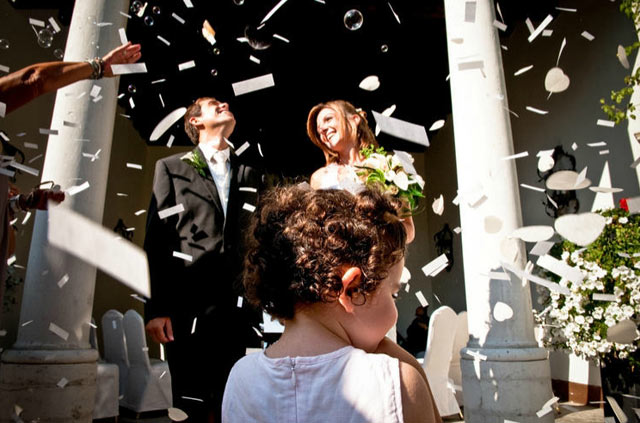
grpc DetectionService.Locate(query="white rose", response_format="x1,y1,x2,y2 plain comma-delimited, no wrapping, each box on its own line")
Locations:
393,171,409,191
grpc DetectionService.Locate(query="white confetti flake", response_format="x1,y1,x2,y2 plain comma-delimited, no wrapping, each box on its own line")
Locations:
23,142,38,150
272,34,289,43
49,322,69,341
542,29,553,37
111,63,148,75
57,377,68,388
528,15,553,43
0,101,5,118
183,0,194,8
514,65,533,76
129,97,135,109
235,141,250,156
429,120,445,131
134,209,146,216
372,111,429,147
525,106,549,115
48,17,61,32
232,73,275,96
520,183,545,192
249,55,260,64
118,28,128,45
119,11,132,19
261,0,288,24
6,255,16,266
172,13,185,24
29,18,45,27
592,293,617,301
57,274,69,288
422,254,449,277
359,75,380,91
415,291,428,307
157,35,170,46
581,31,595,41
10,161,39,176
167,135,175,148
90,85,102,98
39,128,58,135
599,149,610,155
493,20,507,31
501,151,528,161
173,251,193,262
0,65,9,74
556,7,577,12
126,163,142,170
597,119,615,128
159,94,165,108
158,203,185,219
239,186,257,193
191,317,197,334
237,296,244,308
242,203,256,212
67,181,90,196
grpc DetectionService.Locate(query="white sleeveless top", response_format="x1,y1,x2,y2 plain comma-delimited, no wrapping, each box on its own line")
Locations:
222,346,404,423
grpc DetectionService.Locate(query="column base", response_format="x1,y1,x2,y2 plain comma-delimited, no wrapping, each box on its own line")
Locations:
0,349,98,423
461,346,554,423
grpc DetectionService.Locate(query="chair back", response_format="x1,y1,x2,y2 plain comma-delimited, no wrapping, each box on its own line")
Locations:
101,309,129,394
123,309,152,369
423,306,461,416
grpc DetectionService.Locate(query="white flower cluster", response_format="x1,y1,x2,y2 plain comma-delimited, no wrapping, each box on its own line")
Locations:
360,151,425,191
535,235,640,361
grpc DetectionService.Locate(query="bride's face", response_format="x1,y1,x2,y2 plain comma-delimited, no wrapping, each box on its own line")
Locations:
316,107,345,152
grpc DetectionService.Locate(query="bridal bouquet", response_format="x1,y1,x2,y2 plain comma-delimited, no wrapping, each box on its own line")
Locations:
357,145,425,214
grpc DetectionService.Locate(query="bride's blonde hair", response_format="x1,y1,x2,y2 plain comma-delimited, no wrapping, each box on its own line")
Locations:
307,100,378,165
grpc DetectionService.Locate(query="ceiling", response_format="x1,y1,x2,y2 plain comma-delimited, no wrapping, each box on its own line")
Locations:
9,0,559,177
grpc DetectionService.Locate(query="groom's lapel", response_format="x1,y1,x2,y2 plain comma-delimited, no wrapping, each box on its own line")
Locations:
187,146,224,217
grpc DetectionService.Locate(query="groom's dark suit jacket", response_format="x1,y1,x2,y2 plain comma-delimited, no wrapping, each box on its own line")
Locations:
143,145,261,345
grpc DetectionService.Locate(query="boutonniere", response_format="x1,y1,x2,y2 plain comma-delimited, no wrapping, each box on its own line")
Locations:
181,149,207,177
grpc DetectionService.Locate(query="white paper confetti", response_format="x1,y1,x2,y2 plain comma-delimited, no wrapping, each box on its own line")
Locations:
158,203,185,219
29,18,45,27
57,274,69,288
359,75,380,91
173,251,193,262
48,205,151,297
167,135,175,148
39,128,58,135
597,119,615,128
239,186,257,193
261,0,288,24
237,296,243,308
0,65,9,74
129,97,135,109
111,63,148,75
118,28,128,45
272,34,289,43
514,65,533,76
49,322,69,341
501,151,528,161
134,209,146,216
429,120,445,131
581,31,595,41
493,20,507,31
526,106,548,115
520,183,545,192
183,0,194,8
23,142,38,149
530,241,554,256
232,73,275,96
67,182,90,197
157,35,171,46
422,254,449,277
592,293,617,301
172,13,185,24
537,254,584,284
528,15,553,43
415,291,429,307
48,17,61,32
372,111,429,147
243,203,256,212
126,163,142,170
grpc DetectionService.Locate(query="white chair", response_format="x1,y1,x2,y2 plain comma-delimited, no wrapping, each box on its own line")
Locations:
448,311,468,407
89,318,120,420
121,309,172,413
101,309,129,400
423,306,461,417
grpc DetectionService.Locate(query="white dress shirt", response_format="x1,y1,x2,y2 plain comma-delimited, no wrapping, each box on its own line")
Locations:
199,142,231,217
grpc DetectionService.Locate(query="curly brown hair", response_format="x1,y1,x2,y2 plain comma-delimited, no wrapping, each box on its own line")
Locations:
306,100,378,165
243,185,406,320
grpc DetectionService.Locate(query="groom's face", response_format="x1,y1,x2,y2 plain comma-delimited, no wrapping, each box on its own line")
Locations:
193,98,236,131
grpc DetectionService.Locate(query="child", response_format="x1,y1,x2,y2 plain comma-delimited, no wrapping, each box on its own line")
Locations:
222,185,441,423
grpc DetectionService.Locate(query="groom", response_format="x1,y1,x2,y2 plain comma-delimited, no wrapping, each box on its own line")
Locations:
144,97,261,422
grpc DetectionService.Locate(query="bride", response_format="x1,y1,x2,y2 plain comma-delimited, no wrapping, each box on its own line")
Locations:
307,100,416,243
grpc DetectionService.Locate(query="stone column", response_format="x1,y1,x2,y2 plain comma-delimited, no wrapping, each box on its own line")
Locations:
0,1,127,421
627,27,640,191
443,1,554,422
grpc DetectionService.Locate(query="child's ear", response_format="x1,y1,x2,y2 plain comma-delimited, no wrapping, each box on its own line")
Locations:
338,267,362,314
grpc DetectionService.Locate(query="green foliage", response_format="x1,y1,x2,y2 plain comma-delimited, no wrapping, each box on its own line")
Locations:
600,0,640,123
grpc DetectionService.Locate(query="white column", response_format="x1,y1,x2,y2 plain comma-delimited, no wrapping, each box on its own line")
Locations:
0,1,127,421
443,1,554,422
627,28,640,191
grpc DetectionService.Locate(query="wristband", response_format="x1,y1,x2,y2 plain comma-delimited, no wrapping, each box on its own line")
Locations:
86,57,105,79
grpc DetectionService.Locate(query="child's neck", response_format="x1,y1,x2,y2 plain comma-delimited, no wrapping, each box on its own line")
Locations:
266,305,351,358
